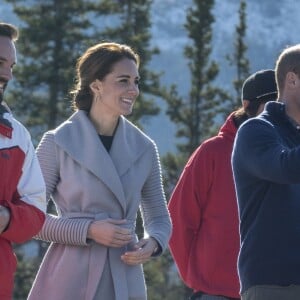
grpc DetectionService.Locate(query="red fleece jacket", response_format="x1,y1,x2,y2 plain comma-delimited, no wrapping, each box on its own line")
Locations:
168,113,240,299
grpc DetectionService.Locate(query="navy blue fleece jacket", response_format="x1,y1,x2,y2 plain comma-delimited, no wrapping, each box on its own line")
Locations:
232,101,300,294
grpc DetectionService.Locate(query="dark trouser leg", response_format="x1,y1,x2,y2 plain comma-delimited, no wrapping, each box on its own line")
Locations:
191,292,240,300
242,285,300,300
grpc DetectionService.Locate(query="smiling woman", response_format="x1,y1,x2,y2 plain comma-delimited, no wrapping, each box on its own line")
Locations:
28,42,172,300
89,57,140,135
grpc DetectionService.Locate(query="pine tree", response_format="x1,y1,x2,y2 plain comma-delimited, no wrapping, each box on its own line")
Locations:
4,0,97,139
162,0,229,194
13,247,40,299
226,0,250,113
161,1,229,298
92,0,162,126
164,0,228,158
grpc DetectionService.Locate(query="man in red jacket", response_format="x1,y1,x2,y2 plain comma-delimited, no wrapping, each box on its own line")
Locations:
168,69,277,300
0,22,46,299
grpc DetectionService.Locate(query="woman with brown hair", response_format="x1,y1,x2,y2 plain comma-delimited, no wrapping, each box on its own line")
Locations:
28,42,171,300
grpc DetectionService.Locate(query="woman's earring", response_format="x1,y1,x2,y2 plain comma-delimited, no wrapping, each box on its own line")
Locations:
95,94,101,102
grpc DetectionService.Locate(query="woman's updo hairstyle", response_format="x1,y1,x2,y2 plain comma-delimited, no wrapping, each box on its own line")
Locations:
71,42,140,111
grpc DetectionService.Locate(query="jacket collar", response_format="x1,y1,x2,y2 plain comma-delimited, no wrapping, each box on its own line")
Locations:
218,112,238,142
0,103,12,138
260,101,289,126
53,110,150,212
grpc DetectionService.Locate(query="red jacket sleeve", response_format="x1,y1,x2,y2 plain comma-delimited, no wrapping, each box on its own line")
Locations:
1,196,45,243
0,125,46,243
168,143,213,282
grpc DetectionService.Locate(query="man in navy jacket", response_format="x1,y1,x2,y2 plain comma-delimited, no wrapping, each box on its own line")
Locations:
232,44,300,300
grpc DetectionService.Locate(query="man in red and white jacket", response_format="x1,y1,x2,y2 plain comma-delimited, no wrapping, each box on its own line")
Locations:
0,22,46,299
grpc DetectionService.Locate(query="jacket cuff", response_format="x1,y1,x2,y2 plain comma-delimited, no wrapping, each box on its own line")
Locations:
35,215,93,246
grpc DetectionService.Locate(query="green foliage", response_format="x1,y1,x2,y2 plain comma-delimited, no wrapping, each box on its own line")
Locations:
162,0,230,194
4,0,164,137
13,245,41,299
225,0,250,114
4,0,99,140
164,0,229,160
161,1,229,297
144,249,191,300
161,152,188,199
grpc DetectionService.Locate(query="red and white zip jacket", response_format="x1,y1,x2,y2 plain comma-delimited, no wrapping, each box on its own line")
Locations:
0,105,46,300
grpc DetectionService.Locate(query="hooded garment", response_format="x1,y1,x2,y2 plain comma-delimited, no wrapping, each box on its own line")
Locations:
169,112,240,299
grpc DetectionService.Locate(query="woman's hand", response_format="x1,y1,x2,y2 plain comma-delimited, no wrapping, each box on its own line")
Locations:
121,237,159,265
87,218,133,247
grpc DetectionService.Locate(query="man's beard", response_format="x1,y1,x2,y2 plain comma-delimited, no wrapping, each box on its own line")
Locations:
0,89,4,104
0,81,8,104
0,89,3,104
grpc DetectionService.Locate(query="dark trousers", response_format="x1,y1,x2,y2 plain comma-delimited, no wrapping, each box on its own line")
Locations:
242,285,300,300
190,291,240,300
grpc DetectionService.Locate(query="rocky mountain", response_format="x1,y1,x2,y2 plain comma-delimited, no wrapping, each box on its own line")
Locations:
1,0,299,154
